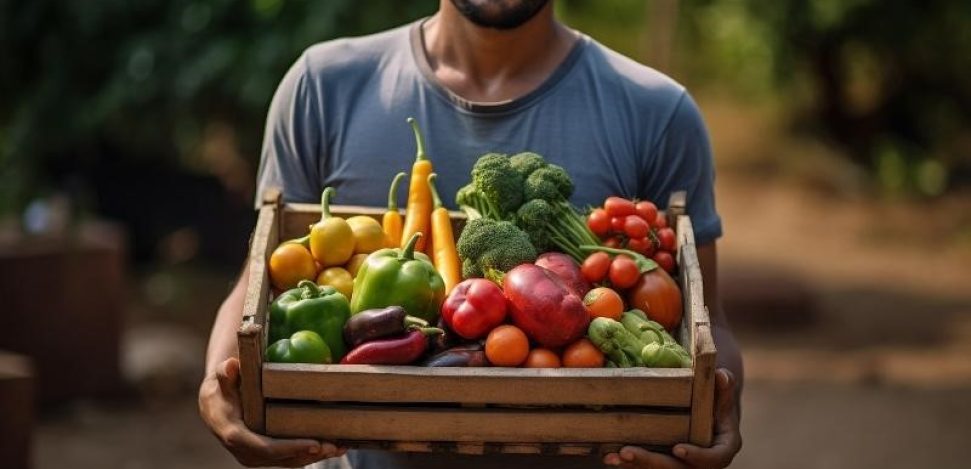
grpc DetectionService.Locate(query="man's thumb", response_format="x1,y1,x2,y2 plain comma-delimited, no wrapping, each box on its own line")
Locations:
216,357,241,389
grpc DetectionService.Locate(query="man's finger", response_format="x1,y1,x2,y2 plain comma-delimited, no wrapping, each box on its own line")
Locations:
714,368,737,426
216,357,240,390
604,446,687,469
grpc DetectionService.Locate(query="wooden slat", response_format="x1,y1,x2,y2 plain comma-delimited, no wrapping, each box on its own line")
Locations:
689,320,716,446
238,201,279,433
263,364,692,407
265,404,690,445
675,212,717,446
336,440,627,456
281,203,466,240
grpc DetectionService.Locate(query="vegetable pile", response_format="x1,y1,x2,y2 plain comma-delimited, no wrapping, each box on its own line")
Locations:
261,117,691,369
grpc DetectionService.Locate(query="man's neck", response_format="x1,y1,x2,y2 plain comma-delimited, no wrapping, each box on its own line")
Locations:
422,2,577,103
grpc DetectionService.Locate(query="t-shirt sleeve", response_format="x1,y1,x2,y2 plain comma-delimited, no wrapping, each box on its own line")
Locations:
641,92,722,245
254,52,324,208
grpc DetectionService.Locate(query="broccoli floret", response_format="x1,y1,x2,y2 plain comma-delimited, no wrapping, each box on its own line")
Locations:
509,152,547,179
467,153,524,218
523,164,574,202
456,217,537,283
515,199,555,251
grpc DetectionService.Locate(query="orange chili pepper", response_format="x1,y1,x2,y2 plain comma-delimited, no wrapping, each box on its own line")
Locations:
400,117,433,253
427,173,461,294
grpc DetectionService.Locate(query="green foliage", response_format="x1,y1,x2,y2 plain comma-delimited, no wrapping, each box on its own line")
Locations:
0,0,436,214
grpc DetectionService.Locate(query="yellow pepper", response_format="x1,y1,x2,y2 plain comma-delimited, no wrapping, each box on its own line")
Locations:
309,187,355,267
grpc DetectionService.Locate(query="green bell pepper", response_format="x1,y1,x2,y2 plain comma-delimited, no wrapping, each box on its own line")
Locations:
350,233,445,323
269,280,350,361
266,330,332,364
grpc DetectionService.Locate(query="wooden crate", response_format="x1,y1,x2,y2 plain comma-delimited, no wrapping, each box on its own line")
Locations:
237,190,715,456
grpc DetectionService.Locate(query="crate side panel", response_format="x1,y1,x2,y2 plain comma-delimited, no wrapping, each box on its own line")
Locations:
266,404,690,445
263,364,693,407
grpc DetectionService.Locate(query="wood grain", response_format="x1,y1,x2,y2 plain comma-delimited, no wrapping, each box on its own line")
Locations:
689,321,716,446
262,364,693,407
265,403,690,445
237,200,279,433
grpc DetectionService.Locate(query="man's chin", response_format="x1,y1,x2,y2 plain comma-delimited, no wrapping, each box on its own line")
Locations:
450,0,550,30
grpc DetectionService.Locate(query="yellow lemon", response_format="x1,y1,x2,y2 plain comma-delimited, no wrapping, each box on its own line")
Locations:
346,216,386,254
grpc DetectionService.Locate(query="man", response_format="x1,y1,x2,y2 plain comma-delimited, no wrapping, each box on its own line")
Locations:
199,0,743,467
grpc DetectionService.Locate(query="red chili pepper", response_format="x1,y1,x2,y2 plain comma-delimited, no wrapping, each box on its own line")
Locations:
441,278,508,340
340,327,443,365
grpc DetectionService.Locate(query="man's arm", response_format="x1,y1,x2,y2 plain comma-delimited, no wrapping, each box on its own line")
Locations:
698,243,744,390
198,267,344,467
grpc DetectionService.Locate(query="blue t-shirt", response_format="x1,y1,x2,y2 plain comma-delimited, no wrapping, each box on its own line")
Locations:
256,20,722,246
256,19,722,469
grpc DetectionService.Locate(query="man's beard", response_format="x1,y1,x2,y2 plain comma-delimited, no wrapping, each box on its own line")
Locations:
449,0,551,30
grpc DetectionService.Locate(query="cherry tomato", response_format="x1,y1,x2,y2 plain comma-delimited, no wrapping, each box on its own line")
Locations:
626,237,653,256
587,209,610,237
635,201,658,225
653,251,676,273
609,255,640,289
610,216,626,234
623,215,649,239
654,210,668,229
604,197,636,218
657,227,676,252
581,252,611,283
604,236,623,249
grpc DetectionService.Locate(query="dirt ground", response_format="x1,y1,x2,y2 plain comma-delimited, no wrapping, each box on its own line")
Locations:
32,96,971,468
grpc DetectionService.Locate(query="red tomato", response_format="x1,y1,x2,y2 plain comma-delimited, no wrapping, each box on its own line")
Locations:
587,209,610,237
623,215,649,239
581,252,611,283
610,216,626,234
654,211,668,229
604,197,636,218
653,251,676,273
657,227,676,252
635,201,658,225
626,237,653,256
609,255,640,289
604,236,623,249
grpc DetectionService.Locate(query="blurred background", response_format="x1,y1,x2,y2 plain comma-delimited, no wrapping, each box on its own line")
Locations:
1,0,969,468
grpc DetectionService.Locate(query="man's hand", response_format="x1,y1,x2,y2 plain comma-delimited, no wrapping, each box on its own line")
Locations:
603,368,741,468
199,357,345,467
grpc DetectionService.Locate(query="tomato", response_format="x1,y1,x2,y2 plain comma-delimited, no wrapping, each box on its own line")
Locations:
604,236,623,249
654,210,668,229
485,325,530,367
604,197,636,218
610,216,626,234
587,209,610,237
635,201,658,225
656,227,676,252
523,348,561,368
562,338,605,368
623,215,650,239
609,255,640,289
626,237,654,256
583,287,624,321
652,251,676,273
268,243,318,291
581,252,611,283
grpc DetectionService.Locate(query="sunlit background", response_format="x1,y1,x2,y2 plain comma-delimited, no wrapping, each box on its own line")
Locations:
1,1,969,468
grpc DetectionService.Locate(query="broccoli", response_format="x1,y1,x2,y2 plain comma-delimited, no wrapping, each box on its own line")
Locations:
509,152,547,179
515,199,554,252
456,217,537,284
463,153,524,219
523,164,574,202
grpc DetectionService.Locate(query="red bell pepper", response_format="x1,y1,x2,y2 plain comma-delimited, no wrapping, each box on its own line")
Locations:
440,278,508,340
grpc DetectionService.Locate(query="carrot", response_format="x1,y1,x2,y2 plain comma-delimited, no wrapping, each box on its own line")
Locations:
382,172,406,248
427,173,461,294
400,117,433,253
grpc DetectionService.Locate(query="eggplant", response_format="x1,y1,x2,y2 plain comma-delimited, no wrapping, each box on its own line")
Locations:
343,306,428,348
421,343,489,367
